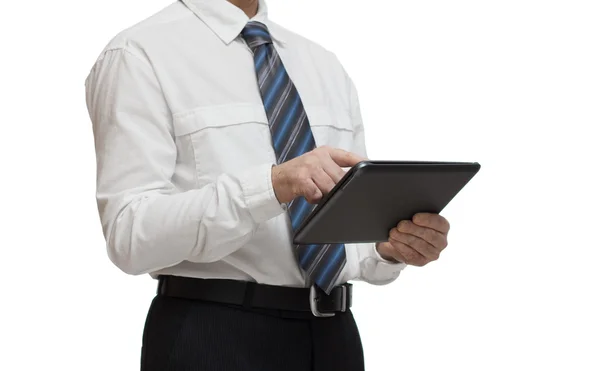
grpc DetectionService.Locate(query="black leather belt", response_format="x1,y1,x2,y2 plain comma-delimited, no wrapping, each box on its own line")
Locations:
157,275,352,317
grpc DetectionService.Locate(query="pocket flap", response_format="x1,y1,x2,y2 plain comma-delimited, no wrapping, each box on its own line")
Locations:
306,105,353,131
172,103,269,137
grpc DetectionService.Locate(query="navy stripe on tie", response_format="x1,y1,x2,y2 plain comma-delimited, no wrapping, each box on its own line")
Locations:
263,65,287,111
299,244,319,265
289,124,314,160
291,198,312,230
299,244,320,265
254,46,269,71
273,93,301,148
314,245,345,283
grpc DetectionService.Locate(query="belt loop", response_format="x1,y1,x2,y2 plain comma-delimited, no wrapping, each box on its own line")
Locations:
242,281,255,309
346,283,353,309
156,275,165,295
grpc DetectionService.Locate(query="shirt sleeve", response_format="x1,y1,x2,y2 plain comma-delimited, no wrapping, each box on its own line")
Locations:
343,62,407,285
85,46,286,275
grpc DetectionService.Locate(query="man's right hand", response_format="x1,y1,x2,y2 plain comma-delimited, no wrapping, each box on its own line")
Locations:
271,145,366,204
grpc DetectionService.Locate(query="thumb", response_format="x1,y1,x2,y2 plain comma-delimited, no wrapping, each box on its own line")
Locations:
375,241,397,262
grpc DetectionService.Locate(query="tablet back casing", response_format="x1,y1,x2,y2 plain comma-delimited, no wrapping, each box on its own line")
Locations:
293,161,480,244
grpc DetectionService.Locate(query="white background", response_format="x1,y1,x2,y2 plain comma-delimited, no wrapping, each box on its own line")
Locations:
1,0,599,370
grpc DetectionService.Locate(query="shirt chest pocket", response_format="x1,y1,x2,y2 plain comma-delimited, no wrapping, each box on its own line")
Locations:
172,103,355,176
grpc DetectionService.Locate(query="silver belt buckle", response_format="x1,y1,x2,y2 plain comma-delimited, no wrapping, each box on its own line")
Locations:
309,285,347,317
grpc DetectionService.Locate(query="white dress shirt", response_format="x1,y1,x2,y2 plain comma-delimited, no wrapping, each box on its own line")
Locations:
84,0,406,287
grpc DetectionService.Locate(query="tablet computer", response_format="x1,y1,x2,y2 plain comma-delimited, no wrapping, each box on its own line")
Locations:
292,160,481,244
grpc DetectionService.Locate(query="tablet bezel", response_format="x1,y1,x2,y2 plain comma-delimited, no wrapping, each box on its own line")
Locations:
293,160,480,244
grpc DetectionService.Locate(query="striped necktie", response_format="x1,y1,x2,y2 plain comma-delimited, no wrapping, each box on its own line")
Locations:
241,21,346,294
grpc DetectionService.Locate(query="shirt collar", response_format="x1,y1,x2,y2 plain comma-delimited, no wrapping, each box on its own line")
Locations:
180,0,287,46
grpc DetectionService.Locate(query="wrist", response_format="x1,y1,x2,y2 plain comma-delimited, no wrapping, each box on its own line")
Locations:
271,165,283,203
271,164,294,204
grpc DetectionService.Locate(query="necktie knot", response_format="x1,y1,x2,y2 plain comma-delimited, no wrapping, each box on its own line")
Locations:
241,21,273,49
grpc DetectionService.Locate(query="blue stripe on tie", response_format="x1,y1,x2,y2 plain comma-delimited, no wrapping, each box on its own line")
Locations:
300,244,319,266
291,198,312,230
314,245,345,283
273,93,301,149
254,46,268,70
244,29,270,39
263,66,287,111
291,126,314,159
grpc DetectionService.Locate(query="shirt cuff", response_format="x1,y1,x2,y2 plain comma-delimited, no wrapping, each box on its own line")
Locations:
358,243,407,285
239,163,287,224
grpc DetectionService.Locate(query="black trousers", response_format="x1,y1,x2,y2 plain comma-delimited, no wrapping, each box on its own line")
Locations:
141,294,365,371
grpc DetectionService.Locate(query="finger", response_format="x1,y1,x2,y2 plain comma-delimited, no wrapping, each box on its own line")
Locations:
311,167,336,195
320,155,346,184
301,179,323,204
391,250,410,264
327,148,366,167
388,238,428,267
412,213,450,235
389,229,440,262
397,220,448,250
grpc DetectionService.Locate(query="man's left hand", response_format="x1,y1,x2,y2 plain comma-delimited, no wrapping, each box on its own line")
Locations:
376,213,450,266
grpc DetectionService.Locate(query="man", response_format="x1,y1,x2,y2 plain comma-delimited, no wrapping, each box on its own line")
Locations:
85,0,450,370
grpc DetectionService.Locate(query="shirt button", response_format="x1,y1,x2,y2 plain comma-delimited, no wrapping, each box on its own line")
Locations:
281,203,288,211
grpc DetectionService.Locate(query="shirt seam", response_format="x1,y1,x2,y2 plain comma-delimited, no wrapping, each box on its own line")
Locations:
173,102,268,121
121,47,154,70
